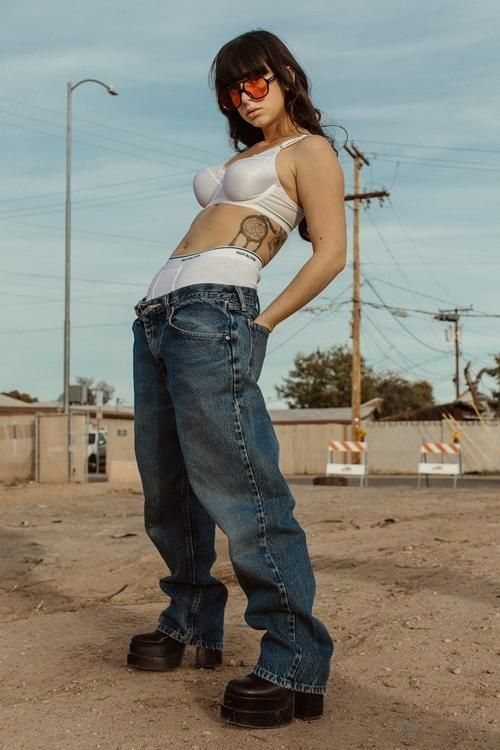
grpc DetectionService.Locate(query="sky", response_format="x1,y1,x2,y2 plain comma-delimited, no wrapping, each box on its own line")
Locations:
1,0,499,410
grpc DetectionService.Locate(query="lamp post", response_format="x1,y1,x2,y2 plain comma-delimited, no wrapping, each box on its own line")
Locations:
64,79,118,481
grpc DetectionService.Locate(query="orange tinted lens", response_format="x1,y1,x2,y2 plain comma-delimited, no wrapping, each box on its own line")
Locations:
244,76,268,98
224,76,268,110
228,87,241,108
218,88,237,110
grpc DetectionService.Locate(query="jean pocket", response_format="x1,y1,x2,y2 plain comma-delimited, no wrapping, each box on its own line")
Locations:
246,318,269,382
167,299,230,339
132,317,144,335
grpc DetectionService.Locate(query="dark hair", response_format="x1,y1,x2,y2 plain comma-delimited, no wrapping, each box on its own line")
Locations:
208,29,346,242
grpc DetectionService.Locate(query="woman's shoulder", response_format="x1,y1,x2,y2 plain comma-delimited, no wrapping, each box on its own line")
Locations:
298,132,334,147
294,132,339,161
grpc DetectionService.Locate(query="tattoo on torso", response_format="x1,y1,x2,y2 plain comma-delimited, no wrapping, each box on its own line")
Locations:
228,214,287,261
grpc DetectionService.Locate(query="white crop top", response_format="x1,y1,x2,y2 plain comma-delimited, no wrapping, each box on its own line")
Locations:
192,133,313,235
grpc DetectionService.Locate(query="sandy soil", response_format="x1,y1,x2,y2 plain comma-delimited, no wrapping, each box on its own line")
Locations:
0,478,499,750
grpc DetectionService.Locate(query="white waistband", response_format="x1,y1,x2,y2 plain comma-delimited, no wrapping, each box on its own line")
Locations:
145,245,263,300
166,246,263,266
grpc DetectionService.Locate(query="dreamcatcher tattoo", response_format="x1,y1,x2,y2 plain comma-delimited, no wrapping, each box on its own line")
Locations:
228,214,287,260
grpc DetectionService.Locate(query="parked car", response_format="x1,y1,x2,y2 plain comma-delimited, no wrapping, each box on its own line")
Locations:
87,427,107,474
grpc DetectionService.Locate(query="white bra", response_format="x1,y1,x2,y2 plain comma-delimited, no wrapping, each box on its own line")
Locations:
192,133,313,235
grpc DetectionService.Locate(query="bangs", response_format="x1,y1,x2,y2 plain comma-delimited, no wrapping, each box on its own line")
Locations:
215,38,270,89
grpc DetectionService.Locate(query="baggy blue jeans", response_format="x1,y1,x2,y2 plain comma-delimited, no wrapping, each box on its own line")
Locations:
132,282,334,694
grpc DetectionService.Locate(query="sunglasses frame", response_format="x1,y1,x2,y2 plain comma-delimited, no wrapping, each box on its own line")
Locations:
220,73,277,112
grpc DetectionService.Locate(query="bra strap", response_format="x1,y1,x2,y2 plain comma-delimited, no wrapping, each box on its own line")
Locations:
279,134,311,149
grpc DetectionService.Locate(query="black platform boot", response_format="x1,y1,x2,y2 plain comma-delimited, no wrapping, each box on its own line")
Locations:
220,673,324,728
127,630,223,671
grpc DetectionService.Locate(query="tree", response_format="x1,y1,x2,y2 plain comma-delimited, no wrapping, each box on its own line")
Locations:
274,344,434,413
483,353,500,414
77,377,115,405
1,390,38,403
374,371,434,417
274,344,378,408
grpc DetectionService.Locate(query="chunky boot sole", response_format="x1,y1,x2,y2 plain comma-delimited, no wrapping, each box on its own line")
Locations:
195,646,223,669
127,651,184,670
127,645,185,671
221,696,293,728
293,691,324,720
127,643,222,672
221,690,323,728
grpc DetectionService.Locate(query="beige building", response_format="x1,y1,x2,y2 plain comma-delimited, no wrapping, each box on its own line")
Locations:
1,394,498,482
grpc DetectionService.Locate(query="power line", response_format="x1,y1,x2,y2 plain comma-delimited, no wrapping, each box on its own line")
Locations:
0,180,193,218
1,269,146,287
4,93,500,163
385,198,454,301
361,311,452,379
364,274,457,306
353,138,500,156
362,276,451,354
0,107,209,168
0,217,168,245
367,149,500,170
370,154,500,174
0,117,203,171
0,172,193,206
0,288,138,308
268,300,351,355
362,323,453,381
357,259,500,266
0,94,220,157
361,299,440,318
363,208,448,350
361,298,500,320
0,320,135,335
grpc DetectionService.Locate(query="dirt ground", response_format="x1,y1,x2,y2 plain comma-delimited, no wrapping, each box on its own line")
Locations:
0,477,499,750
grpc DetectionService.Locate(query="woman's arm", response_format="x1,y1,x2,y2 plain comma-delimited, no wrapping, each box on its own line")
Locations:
255,135,347,332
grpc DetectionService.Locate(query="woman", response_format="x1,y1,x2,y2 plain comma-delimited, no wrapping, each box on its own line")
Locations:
128,29,347,729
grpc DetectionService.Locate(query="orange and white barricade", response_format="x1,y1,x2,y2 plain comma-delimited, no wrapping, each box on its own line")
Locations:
416,439,462,488
326,439,368,486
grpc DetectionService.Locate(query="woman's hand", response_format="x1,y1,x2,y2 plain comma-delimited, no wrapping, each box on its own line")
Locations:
253,316,273,333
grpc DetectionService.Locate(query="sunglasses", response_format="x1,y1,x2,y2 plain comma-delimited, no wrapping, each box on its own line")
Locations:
219,73,277,112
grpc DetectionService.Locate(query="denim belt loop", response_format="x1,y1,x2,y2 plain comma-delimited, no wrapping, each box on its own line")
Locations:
234,285,247,313
134,300,143,318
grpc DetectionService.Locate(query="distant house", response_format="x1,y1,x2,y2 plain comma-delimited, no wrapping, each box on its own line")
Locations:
378,385,496,422
0,393,46,413
378,400,478,422
1,393,382,425
0,394,133,420
268,398,382,425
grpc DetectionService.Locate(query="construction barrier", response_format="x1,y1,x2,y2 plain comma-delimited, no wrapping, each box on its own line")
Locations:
416,439,462,488
326,439,368,486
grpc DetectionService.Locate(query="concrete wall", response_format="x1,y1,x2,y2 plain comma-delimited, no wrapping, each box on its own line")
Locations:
1,414,499,482
37,414,87,483
98,417,135,464
277,419,500,475
367,420,500,474
0,413,88,483
0,415,35,482
273,421,348,475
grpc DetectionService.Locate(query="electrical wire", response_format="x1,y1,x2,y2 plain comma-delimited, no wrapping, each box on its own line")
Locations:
362,276,451,354
363,208,449,350
362,310,453,379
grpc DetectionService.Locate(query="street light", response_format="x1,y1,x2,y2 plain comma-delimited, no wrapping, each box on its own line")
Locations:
64,79,118,481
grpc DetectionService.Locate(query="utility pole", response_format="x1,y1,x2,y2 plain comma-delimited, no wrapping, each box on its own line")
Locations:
343,143,390,442
434,307,473,399
64,79,117,481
